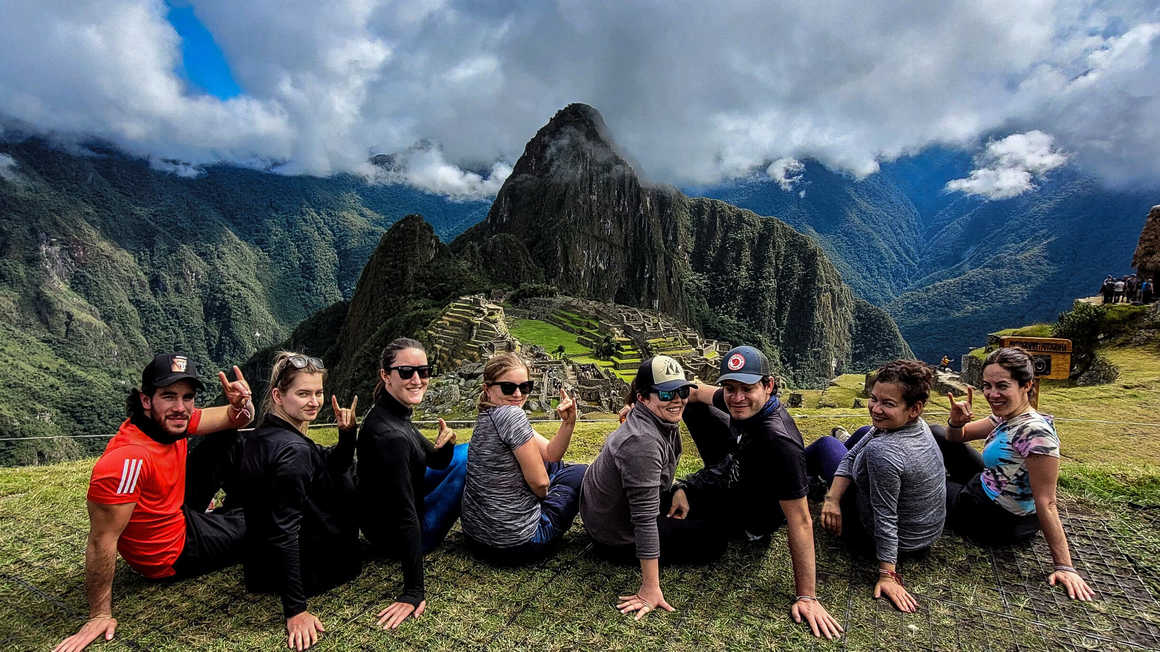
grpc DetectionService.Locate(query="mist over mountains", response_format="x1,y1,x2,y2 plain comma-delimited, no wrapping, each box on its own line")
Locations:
697,148,1156,361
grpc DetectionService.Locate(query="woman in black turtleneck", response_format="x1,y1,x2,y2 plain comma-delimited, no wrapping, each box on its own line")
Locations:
237,352,361,652
356,337,467,630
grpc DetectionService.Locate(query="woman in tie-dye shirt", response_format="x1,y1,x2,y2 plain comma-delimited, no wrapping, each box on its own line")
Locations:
938,347,1095,602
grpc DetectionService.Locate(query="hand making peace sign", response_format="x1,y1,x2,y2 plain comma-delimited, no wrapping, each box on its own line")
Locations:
217,365,251,410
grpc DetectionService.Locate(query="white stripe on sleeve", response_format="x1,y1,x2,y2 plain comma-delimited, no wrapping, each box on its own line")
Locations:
115,458,132,494
125,459,144,495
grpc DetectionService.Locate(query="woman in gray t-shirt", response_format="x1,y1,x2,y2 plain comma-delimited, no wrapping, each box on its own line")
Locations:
460,353,587,561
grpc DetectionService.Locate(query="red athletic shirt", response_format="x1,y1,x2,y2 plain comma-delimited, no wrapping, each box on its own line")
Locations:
86,409,204,578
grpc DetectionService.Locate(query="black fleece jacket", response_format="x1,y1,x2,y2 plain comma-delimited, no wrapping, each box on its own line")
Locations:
356,392,453,606
238,414,360,618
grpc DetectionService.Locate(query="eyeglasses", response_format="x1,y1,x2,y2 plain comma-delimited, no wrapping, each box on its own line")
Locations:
653,386,691,401
489,381,535,395
390,365,432,380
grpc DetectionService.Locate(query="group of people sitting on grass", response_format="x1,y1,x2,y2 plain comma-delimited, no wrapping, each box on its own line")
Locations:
56,340,1095,651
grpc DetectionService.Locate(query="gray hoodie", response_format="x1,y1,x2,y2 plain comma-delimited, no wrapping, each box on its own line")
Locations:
580,403,682,559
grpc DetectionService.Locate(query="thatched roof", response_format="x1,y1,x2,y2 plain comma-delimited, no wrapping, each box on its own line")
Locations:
1133,205,1160,277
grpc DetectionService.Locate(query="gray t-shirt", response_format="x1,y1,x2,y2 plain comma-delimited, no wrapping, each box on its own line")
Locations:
460,405,540,547
580,404,682,559
834,418,946,564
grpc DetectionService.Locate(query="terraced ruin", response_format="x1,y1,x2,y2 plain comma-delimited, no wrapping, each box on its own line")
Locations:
418,294,731,416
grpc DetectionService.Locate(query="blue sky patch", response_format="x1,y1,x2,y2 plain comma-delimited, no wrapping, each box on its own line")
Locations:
165,1,242,99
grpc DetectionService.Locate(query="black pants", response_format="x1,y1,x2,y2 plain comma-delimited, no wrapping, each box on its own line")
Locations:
592,487,728,565
681,401,787,536
932,429,1039,545
169,430,247,579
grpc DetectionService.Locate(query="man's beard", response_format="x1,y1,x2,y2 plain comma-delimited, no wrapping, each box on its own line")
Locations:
131,411,188,444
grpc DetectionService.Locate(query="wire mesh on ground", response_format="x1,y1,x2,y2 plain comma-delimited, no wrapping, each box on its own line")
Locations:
4,482,1158,651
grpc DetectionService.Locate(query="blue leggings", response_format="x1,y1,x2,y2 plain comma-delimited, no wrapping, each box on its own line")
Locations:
804,426,872,483
421,442,469,553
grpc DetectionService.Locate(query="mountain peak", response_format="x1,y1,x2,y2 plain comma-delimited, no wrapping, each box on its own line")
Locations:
508,103,628,179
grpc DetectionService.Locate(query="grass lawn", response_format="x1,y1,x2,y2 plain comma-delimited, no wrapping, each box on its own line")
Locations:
6,341,1160,650
507,318,591,356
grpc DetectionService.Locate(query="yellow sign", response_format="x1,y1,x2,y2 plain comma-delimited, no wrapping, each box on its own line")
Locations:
998,337,1072,380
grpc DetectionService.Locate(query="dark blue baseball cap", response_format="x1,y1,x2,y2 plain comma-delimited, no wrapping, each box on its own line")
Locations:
717,346,771,384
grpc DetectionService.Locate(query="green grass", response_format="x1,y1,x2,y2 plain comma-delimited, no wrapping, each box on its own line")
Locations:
508,318,590,356
991,323,1055,339
8,340,1160,649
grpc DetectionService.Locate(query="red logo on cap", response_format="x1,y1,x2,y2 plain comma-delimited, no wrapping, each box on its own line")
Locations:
171,356,188,373
726,353,745,371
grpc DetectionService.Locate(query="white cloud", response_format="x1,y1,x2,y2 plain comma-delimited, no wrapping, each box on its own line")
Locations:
945,130,1069,199
0,152,20,182
360,144,512,200
0,1,1157,194
766,158,805,192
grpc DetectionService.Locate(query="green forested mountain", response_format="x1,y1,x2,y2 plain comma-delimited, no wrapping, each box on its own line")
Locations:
0,139,486,464
698,152,1156,362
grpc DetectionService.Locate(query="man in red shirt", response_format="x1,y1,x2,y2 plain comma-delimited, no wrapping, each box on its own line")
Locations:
55,353,255,652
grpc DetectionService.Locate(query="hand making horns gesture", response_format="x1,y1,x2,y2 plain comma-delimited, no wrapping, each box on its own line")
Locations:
217,365,251,410
947,386,974,426
555,388,577,424
331,395,359,431
435,418,455,448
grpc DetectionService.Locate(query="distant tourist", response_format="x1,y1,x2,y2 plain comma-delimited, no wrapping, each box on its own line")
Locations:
582,356,723,620
55,354,254,652
940,355,951,372
938,347,1095,601
355,338,468,630
1113,278,1126,303
1101,276,1114,304
461,352,587,562
1142,278,1154,304
803,360,945,613
236,353,361,652
674,346,844,639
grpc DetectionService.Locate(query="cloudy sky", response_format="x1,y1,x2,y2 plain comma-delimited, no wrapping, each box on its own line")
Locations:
1,0,1157,199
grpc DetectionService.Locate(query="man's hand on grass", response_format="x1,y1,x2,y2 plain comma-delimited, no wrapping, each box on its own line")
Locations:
791,598,844,640
1049,570,1096,601
376,600,425,630
286,611,324,651
53,615,117,652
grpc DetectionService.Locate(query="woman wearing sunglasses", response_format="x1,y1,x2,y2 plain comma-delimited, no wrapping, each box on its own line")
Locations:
237,352,362,652
356,338,467,630
580,356,725,621
460,352,588,562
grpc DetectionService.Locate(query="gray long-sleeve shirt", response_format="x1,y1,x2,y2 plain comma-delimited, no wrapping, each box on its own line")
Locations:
834,418,945,564
580,404,681,559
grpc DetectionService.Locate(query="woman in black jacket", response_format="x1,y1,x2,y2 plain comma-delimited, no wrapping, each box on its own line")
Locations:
238,352,361,652
356,337,467,630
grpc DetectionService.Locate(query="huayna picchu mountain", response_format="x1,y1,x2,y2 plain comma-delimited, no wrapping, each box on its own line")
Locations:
301,104,912,394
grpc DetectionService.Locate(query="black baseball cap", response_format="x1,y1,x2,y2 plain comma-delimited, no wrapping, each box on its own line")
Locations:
635,355,697,392
717,346,772,384
141,353,205,393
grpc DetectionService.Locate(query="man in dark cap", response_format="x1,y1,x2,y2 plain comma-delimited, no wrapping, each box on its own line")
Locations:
55,354,254,652
672,345,844,640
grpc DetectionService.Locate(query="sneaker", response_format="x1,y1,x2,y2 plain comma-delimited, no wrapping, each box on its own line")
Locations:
830,426,850,443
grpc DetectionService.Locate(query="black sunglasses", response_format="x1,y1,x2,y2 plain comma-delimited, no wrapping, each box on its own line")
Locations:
390,365,432,380
489,380,535,395
653,386,691,401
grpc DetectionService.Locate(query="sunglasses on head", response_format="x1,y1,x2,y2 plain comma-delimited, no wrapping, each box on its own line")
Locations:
390,365,432,380
489,381,535,395
653,386,691,401
286,355,325,371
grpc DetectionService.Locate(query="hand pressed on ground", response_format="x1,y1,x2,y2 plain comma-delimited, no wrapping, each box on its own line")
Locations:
53,615,117,652
1049,570,1097,601
617,584,674,621
377,600,425,630
791,598,844,640
286,611,324,651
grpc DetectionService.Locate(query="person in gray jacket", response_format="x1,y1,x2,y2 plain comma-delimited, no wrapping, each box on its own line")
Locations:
806,360,946,612
580,356,724,621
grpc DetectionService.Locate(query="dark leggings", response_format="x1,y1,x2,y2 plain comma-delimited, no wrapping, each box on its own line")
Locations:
592,487,728,565
803,426,873,483
932,428,1039,545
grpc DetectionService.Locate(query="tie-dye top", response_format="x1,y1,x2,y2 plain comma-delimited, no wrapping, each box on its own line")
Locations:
980,410,1060,516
